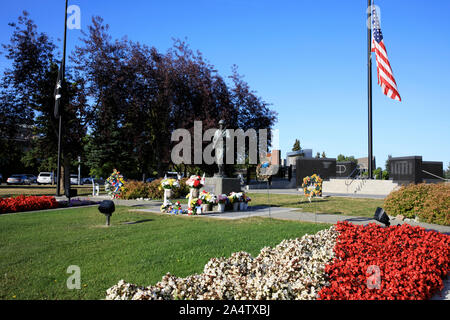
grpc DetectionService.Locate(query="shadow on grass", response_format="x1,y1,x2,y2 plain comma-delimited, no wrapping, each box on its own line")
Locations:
345,217,374,222
319,211,343,215
122,219,154,225
297,199,330,205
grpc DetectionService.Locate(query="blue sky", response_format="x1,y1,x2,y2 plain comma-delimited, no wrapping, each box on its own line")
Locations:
1,0,449,169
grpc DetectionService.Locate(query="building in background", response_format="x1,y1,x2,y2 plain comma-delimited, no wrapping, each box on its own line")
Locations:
286,149,313,167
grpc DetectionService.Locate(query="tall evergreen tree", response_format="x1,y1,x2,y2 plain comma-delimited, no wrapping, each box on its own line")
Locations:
1,12,88,177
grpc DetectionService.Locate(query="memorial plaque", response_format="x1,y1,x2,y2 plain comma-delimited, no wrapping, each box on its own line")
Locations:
295,158,337,187
389,156,423,184
202,184,216,194
203,177,241,196
336,161,357,178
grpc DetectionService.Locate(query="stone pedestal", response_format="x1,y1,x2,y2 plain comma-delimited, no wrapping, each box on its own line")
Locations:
163,189,172,206
203,177,241,196
188,188,200,209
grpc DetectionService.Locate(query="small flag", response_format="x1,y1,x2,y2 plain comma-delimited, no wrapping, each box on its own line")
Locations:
200,173,205,185
371,5,401,101
54,64,63,118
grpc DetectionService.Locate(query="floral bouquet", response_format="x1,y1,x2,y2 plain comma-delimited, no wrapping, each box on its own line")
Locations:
242,194,251,203
228,192,243,203
173,201,182,210
207,194,217,205
199,190,209,202
170,201,184,215
186,175,204,189
216,194,228,213
217,194,228,204
239,193,251,211
190,198,203,209
187,198,203,215
229,192,244,211
199,190,217,205
160,201,173,213
159,178,180,190
105,169,126,199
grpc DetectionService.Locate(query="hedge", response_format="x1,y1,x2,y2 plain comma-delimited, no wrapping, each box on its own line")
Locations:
383,183,450,226
122,178,189,200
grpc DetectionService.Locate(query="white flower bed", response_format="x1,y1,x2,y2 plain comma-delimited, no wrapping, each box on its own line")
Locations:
105,226,338,300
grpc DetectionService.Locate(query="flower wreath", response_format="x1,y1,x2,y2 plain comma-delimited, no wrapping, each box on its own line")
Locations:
256,162,271,181
105,169,125,199
301,174,323,200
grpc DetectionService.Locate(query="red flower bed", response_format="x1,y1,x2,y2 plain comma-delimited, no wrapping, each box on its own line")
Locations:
318,221,450,300
0,195,59,214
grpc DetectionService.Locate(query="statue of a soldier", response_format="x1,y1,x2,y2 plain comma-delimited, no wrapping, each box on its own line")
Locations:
212,120,230,177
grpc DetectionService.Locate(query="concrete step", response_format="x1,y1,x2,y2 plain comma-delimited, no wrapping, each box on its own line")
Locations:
323,179,400,196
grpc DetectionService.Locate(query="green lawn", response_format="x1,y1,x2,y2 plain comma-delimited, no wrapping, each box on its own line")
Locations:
0,184,104,198
0,206,330,300
247,193,384,217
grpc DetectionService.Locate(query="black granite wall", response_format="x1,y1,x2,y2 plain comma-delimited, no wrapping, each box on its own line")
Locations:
421,161,444,181
336,161,358,178
388,156,443,184
295,158,336,187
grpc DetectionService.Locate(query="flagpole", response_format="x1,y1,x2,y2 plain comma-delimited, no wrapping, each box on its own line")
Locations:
56,0,68,196
367,0,373,179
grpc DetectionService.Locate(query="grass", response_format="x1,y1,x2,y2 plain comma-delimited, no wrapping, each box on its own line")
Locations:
247,193,384,217
0,185,383,217
0,184,105,198
0,206,330,300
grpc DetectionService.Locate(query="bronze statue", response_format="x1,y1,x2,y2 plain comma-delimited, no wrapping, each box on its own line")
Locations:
212,120,229,177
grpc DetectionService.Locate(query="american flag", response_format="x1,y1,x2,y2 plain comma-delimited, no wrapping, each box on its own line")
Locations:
371,6,401,101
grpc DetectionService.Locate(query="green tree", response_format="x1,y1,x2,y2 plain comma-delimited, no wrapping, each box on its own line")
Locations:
1,12,88,179
374,167,382,179
444,162,450,179
73,17,278,179
337,154,357,163
385,154,392,176
321,151,326,158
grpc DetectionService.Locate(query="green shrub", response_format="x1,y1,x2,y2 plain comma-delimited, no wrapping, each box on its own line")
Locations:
123,178,190,200
122,181,150,200
421,186,450,226
383,183,450,226
173,177,189,199
147,178,164,199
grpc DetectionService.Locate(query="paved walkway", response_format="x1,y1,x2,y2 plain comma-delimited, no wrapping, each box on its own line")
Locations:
131,202,450,234
245,188,387,199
